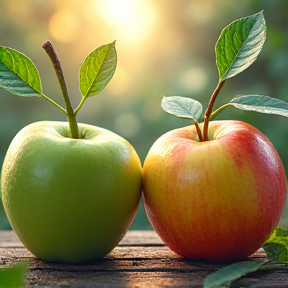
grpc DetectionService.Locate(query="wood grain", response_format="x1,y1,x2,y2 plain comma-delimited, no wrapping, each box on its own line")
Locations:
1,230,287,287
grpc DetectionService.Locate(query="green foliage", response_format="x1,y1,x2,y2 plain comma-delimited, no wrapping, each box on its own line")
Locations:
160,11,283,132
0,41,117,117
204,227,288,288
0,46,42,97
263,227,288,263
203,260,282,288
204,261,264,288
212,95,288,119
0,263,28,288
0,41,118,139
161,96,203,122
79,41,117,98
229,95,288,117
216,11,266,81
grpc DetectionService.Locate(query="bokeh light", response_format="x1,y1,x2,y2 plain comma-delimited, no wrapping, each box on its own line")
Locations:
179,67,208,94
85,0,157,43
114,113,141,138
49,10,81,43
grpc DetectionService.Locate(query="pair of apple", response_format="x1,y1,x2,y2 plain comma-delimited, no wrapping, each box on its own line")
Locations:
1,11,287,263
2,114,286,263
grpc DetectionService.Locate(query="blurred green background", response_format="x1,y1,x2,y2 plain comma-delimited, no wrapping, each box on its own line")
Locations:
0,0,287,230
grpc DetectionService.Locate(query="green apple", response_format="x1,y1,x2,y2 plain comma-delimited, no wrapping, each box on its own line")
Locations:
0,41,142,263
142,120,287,260
2,121,142,263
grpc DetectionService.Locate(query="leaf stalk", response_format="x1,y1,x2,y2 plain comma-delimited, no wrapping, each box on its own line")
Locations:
209,103,231,121
74,96,86,115
194,120,203,142
39,92,67,115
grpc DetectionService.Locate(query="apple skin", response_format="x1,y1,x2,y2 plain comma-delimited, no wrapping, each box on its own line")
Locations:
2,121,142,263
142,120,287,260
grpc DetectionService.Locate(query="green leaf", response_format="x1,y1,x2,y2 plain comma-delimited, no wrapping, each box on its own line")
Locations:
161,96,203,122
0,46,42,97
79,41,117,98
264,242,288,263
216,11,266,81
274,227,288,238
229,95,288,117
0,263,28,288
263,227,288,263
204,261,267,288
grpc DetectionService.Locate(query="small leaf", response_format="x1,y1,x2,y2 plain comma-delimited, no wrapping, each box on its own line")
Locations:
264,242,288,263
161,96,203,122
203,261,267,288
79,41,117,98
263,227,288,263
274,227,288,238
0,46,42,97
0,262,28,288
216,11,266,81
229,95,288,117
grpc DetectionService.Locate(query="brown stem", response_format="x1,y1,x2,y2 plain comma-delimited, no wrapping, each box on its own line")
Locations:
42,41,79,139
203,80,225,141
194,120,203,142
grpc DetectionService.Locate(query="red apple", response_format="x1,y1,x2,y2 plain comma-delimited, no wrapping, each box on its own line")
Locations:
142,120,287,260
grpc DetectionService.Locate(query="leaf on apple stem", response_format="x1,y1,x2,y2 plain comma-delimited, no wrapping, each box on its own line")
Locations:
79,41,117,99
229,95,288,118
161,96,203,122
216,11,266,82
203,260,282,288
0,46,42,97
263,227,288,263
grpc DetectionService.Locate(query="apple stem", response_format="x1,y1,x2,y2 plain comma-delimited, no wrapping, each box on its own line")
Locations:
42,41,79,139
194,120,203,142
202,80,225,141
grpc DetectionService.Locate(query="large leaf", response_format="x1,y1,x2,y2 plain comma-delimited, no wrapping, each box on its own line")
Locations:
79,41,117,98
263,227,288,263
216,11,266,81
0,46,42,97
229,95,288,117
161,96,203,122
203,260,279,288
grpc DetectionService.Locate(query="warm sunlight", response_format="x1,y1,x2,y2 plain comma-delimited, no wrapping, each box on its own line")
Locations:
49,10,80,43
86,0,157,43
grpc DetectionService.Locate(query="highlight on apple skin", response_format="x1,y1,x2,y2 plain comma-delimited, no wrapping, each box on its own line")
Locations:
142,120,287,261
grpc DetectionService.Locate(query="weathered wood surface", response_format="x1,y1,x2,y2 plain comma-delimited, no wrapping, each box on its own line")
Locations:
1,230,288,287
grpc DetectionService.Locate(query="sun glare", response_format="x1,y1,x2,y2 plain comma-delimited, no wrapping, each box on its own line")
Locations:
49,10,80,43
86,0,157,43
